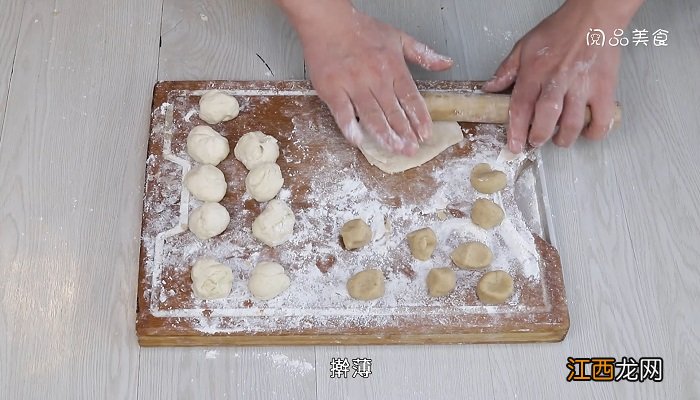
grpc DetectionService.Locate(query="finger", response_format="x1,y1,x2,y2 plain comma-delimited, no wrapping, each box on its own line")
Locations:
483,44,521,93
528,79,565,147
507,78,540,153
552,93,586,148
319,89,363,146
369,83,418,151
582,96,616,141
402,35,453,72
350,88,409,155
394,74,433,143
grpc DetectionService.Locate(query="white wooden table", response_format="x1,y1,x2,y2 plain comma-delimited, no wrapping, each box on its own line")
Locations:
0,0,698,398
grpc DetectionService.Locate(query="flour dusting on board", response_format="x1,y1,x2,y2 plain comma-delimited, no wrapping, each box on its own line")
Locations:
140,83,557,337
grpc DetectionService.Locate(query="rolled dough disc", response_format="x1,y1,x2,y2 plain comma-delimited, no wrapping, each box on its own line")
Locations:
359,122,463,174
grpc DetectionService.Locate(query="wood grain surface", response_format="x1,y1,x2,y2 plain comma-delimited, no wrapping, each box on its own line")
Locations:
0,0,23,141
0,0,162,399
0,0,698,399
158,0,303,81
137,80,568,346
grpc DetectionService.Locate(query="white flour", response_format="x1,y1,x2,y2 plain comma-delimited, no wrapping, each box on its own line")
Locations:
259,352,315,376
141,87,550,335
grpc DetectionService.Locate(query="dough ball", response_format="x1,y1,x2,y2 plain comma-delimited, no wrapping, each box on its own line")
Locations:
190,258,233,300
476,270,514,304
234,131,280,170
451,242,493,269
184,164,227,202
471,198,505,229
470,163,507,194
248,261,291,300
406,227,437,261
347,269,385,301
198,90,240,124
340,219,372,250
252,199,295,247
186,125,230,166
188,202,230,240
426,267,457,297
245,162,284,202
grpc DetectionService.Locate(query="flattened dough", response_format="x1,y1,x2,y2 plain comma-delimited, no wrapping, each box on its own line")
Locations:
471,198,505,229
451,242,493,269
476,270,514,304
406,227,437,261
347,269,385,301
340,219,372,250
359,121,463,174
470,163,507,194
426,267,457,297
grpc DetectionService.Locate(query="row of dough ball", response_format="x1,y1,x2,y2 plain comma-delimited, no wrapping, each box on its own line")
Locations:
345,267,512,305
340,162,512,304
465,163,513,303
201,131,293,300
187,129,295,246
410,227,513,304
427,268,514,305
237,131,284,202
407,228,494,269
184,90,244,241
184,90,258,241
470,162,508,228
340,221,514,304
237,131,294,298
195,90,290,224
234,131,296,248
186,94,237,296
339,199,506,262
337,220,384,300
413,162,512,302
184,107,293,245
187,91,293,300
191,258,291,301
185,125,231,240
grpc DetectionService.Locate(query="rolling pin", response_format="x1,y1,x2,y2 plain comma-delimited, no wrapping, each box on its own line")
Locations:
423,92,622,129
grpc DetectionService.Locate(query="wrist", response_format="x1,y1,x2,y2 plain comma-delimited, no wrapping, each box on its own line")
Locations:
562,0,644,27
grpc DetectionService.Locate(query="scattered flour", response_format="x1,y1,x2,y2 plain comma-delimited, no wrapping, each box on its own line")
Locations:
140,83,552,336
259,352,315,376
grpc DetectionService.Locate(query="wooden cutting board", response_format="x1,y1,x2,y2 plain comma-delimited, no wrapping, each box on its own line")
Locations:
136,80,569,346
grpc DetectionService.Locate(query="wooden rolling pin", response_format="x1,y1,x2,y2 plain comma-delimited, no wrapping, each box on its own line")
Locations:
423,92,622,129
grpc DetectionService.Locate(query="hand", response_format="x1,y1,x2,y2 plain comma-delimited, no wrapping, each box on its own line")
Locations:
280,1,453,155
483,0,642,152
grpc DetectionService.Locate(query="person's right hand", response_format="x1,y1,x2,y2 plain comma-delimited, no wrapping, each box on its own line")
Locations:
482,0,639,153
282,1,453,155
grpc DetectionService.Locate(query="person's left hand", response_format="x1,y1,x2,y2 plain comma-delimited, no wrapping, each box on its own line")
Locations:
483,0,640,153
